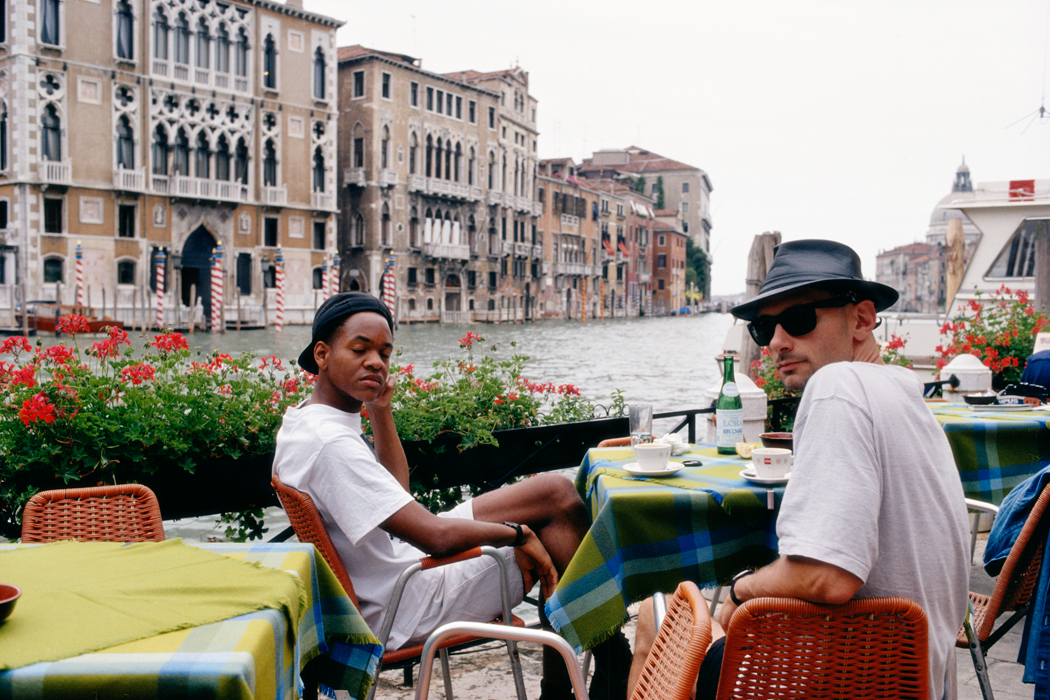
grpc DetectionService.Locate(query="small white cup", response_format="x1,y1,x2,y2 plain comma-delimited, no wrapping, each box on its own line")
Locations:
633,443,671,472
752,447,792,479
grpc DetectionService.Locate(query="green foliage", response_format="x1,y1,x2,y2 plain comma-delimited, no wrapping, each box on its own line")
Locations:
0,319,313,540
635,175,646,193
362,331,624,511
655,175,666,209
936,285,1050,384
685,237,708,297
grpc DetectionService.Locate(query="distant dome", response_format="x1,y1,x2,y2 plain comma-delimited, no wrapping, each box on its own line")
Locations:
930,191,970,226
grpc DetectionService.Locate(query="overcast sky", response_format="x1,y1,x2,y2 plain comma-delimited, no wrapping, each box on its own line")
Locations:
306,0,1050,297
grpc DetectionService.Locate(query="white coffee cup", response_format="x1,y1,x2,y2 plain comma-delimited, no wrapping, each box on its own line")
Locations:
751,447,792,479
633,443,671,472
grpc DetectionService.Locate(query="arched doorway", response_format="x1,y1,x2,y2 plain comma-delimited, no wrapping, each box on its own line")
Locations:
179,225,218,327
444,273,462,313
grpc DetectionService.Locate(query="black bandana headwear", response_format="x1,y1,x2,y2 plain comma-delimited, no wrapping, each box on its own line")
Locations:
297,292,394,374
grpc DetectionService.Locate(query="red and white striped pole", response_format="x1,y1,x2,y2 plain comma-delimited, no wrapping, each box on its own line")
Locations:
155,248,166,329
210,244,223,333
320,256,330,302
274,247,285,333
75,240,84,309
329,253,340,297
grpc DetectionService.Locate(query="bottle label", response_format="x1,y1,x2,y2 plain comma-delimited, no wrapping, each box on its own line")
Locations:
721,382,739,398
716,408,744,448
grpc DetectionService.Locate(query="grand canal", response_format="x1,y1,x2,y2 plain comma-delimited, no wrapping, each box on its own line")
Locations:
175,311,737,421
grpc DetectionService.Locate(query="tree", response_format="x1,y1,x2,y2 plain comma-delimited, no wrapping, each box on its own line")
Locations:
654,176,665,209
685,237,708,297
635,175,646,193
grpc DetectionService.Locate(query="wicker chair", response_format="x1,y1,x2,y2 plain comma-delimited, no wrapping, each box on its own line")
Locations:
21,484,165,543
270,475,527,700
958,482,1050,700
597,437,632,447
716,596,930,700
412,580,713,700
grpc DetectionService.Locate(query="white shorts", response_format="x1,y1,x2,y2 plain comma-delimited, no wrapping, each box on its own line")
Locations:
401,499,526,646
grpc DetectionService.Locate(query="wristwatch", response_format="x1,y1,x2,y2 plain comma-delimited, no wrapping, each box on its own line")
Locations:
729,570,754,606
503,521,526,547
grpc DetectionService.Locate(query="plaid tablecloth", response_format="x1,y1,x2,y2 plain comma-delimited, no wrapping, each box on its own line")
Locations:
545,444,783,652
930,402,1050,505
0,541,382,700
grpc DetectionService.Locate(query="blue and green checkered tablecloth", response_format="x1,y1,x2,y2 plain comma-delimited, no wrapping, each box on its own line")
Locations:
930,402,1050,505
545,444,783,652
0,541,382,700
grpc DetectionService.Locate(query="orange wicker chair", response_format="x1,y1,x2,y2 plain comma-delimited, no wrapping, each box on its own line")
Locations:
716,596,930,700
21,484,165,543
958,482,1050,700
271,475,527,700
597,437,632,447
630,581,713,700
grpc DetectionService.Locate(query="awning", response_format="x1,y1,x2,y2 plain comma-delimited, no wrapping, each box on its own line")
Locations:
602,238,614,255
647,206,656,218
617,240,630,258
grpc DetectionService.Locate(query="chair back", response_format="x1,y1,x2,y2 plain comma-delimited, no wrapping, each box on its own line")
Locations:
716,596,929,700
271,475,359,606
630,581,713,700
21,484,165,543
979,483,1050,634
597,437,632,448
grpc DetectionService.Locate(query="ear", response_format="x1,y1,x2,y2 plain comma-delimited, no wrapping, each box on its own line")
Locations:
852,300,878,339
313,341,330,372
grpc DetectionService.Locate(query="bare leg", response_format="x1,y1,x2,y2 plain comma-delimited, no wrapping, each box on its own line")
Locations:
473,475,591,696
472,473,590,573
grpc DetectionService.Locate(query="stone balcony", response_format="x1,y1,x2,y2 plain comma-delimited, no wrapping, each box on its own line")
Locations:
380,169,398,188
113,168,146,192
39,160,72,185
344,168,366,187
423,242,470,261
487,190,503,206
260,185,287,206
312,191,335,211
513,242,530,257
150,173,250,203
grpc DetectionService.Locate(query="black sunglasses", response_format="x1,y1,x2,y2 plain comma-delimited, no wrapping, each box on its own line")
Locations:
747,294,858,346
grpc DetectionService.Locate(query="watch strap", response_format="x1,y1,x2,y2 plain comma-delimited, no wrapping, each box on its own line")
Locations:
729,570,754,606
503,521,525,547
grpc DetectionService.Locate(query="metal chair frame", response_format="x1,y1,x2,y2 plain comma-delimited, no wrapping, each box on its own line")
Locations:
271,475,527,700
958,483,1050,700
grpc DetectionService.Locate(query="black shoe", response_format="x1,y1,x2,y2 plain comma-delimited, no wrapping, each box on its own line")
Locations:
588,631,632,700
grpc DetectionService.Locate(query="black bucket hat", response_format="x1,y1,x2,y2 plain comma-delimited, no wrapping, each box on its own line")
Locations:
730,239,899,321
297,292,394,374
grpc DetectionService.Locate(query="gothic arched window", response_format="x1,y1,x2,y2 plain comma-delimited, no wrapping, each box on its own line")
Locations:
153,9,168,60
41,104,61,161
215,24,229,74
262,34,276,89
116,115,134,169
195,131,210,178
215,135,230,181
235,29,249,78
173,128,190,175
196,18,210,69
313,47,325,100
234,137,248,184
151,125,168,175
116,0,134,59
312,147,324,192
263,139,276,186
174,13,190,65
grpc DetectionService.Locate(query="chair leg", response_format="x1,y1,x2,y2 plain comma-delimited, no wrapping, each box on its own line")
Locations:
504,638,528,700
708,586,724,618
440,648,454,700
963,611,995,700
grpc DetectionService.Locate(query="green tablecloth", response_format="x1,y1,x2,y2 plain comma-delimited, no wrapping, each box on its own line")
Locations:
545,444,783,651
930,402,1050,504
0,541,382,700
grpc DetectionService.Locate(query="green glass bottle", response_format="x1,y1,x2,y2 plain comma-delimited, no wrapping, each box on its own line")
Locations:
716,355,744,454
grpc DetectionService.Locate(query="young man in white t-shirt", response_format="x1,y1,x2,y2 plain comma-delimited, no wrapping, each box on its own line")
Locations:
274,293,631,700
628,240,970,700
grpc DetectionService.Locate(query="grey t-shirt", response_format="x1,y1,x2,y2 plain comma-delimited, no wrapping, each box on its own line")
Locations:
777,362,970,700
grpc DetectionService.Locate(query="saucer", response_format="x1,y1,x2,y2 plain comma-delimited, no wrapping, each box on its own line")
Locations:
623,462,684,477
967,404,1036,412
740,466,791,485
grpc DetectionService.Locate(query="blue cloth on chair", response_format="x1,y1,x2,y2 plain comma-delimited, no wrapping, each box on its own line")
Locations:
982,464,1050,693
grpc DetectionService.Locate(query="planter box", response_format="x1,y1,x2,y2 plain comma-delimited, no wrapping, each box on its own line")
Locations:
403,416,629,491
132,453,278,521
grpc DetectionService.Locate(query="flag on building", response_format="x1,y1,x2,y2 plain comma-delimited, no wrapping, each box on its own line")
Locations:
380,255,397,323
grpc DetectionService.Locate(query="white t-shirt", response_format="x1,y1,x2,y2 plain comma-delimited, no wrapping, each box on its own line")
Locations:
777,362,970,700
272,403,439,649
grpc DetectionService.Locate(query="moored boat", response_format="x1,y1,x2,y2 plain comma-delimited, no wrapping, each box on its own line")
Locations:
16,301,124,334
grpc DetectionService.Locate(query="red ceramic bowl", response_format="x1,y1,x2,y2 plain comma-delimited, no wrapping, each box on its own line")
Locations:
760,432,793,451
0,584,21,622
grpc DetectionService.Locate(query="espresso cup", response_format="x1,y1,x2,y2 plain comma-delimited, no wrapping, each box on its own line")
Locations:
751,447,792,479
633,443,671,472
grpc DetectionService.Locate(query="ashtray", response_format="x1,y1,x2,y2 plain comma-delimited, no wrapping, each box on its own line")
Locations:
963,393,997,406
0,583,21,622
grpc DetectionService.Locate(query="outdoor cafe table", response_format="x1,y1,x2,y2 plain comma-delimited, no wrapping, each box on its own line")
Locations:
0,539,382,700
929,401,1050,504
545,444,784,652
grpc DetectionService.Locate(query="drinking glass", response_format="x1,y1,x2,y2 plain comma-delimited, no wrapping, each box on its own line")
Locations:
629,403,653,446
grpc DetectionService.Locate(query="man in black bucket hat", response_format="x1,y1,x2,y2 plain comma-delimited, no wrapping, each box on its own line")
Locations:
628,240,970,700
276,292,632,700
